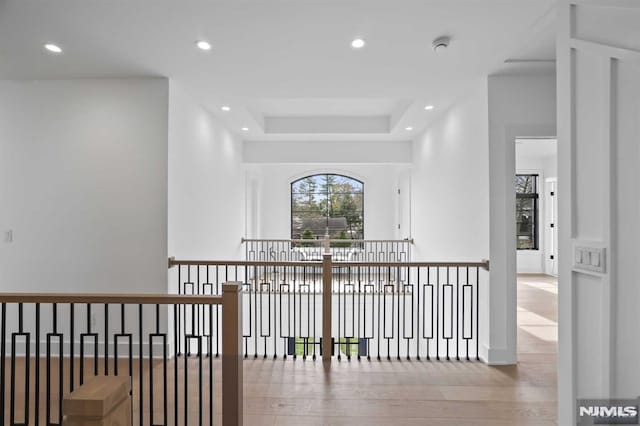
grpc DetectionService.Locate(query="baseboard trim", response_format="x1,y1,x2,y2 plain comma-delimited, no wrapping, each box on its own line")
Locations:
481,344,517,365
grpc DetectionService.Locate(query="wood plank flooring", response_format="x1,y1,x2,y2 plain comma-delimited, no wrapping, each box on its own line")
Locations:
239,273,558,425
4,274,558,425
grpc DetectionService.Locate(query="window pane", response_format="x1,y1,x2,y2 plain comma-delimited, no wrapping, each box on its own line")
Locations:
515,174,538,250
292,175,324,193
292,192,327,212
292,174,364,239
292,212,326,239
329,175,363,193
516,198,536,249
515,175,537,194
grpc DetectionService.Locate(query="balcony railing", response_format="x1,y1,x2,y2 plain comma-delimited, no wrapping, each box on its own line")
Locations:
242,237,413,262
169,256,489,362
0,287,242,426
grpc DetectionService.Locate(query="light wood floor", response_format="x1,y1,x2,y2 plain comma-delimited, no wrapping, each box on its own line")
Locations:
5,274,558,425
239,273,558,425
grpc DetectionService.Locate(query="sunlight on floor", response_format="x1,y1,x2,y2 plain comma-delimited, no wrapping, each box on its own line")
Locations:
519,279,558,295
518,273,558,348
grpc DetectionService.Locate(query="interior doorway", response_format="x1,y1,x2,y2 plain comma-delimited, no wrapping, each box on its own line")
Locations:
515,138,558,275
514,137,559,413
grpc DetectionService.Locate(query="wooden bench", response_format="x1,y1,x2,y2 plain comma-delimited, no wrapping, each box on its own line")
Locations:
63,376,131,426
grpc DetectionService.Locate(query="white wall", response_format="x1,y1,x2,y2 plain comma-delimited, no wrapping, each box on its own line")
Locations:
0,79,169,294
557,2,640,423
487,73,556,364
515,139,558,273
245,163,408,240
244,140,412,164
411,84,491,363
411,85,490,262
167,82,245,264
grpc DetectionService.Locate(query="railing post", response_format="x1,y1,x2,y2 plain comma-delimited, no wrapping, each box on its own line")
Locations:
222,282,243,426
322,254,332,361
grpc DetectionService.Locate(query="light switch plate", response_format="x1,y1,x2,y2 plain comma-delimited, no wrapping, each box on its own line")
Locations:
573,240,606,274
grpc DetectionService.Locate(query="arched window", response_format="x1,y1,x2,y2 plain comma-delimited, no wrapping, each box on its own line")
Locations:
291,174,364,240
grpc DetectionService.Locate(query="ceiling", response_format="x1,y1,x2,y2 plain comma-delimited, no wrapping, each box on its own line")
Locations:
0,0,557,142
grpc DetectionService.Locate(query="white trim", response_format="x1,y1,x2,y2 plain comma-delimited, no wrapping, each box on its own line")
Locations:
569,39,640,64
516,168,546,273
571,0,640,8
287,168,369,187
480,345,517,365
490,122,555,367
600,56,616,397
557,3,577,424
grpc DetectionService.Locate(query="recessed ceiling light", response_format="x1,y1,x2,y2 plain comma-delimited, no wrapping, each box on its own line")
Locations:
424,105,434,110
44,44,62,54
196,40,212,51
351,38,366,49
221,106,231,112
241,127,249,132
405,126,414,131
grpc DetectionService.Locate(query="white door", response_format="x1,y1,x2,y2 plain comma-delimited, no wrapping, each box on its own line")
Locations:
396,171,411,240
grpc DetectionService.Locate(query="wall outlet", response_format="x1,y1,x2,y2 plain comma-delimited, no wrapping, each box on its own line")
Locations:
4,230,12,243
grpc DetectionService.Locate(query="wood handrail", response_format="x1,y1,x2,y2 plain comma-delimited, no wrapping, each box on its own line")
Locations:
169,258,323,267
333,260,490,270
0,293,223,305
168,258,490,271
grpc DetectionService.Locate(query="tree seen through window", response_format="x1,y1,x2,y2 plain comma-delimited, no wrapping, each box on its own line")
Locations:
515,174,539,250
291,174,364,240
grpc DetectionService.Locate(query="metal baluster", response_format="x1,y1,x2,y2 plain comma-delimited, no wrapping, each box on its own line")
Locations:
456,267,460,361
337,264,341,361
397,266,401,360
199,336,203,426
209,294,214,426
217,265,221,358
446,268,452,361
173,304,179,426
476,267,480,361
254,265,259,358
149,303,168,426
377,266,381,360
138,304,143,426
70,303,75,392
435,268,440,361
177,266,182,356
104,304,109,375
417,268,421,360
426,268,431,360
385,267,393,360
46,303,64,426
35,303,40,425
11,303,30,426
465,267,470,360
312,266,317,360
80,303,98,385
0,303,5,426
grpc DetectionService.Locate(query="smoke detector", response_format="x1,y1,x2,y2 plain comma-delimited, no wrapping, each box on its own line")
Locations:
432,36,450,53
